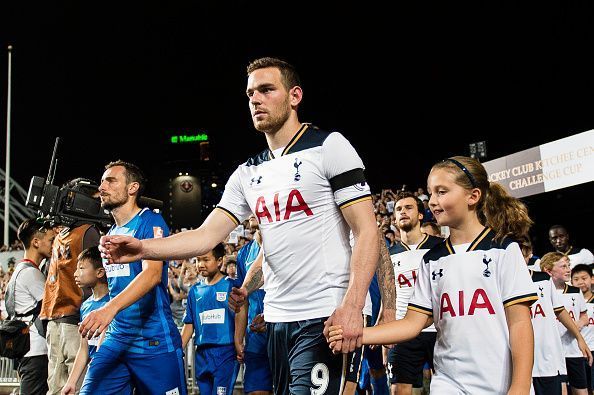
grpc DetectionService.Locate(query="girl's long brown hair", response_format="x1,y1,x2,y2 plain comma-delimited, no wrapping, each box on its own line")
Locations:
431,156,533,242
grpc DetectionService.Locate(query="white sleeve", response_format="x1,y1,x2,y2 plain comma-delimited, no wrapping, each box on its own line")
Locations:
500,242,539,308
409,257,433,316
322,132,371,208
581,249,594,265
216,166,251,225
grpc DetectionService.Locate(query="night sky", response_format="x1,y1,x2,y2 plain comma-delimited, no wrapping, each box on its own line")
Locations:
1,1,593,254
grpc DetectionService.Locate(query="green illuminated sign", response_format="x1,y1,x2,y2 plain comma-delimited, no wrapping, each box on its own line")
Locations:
170,133,209,144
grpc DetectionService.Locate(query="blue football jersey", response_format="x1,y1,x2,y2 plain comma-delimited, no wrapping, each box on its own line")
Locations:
103,208,181,354
236,240,267,354
184,277,235,347
80,293,110,358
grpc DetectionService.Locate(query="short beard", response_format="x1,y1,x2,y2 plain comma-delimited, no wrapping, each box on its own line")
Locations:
101,197,126,212
253,101,291,133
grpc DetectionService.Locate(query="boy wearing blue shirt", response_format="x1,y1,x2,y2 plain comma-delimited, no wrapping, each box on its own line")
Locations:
62,247,116,395
182,243,239,395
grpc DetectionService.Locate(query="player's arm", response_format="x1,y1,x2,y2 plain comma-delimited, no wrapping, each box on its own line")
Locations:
61,337,89,395
556,309,593,364
375,232,396,325
229,249,264,312
504,302,534,394
328,199,379,353
101,209,239,263
181,323,194,349
328,308,428,347
79,259,164,338
234,302,248,363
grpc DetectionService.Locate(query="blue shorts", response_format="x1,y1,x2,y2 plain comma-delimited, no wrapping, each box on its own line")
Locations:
243,351,273,393
195,344,239,395
80,343,186,395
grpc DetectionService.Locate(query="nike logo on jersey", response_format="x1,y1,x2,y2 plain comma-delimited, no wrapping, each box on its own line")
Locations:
254,189,313,223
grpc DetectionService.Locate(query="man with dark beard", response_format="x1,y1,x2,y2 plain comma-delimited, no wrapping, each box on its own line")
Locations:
97,57,379,394
387,192,442,395
78,161,185,395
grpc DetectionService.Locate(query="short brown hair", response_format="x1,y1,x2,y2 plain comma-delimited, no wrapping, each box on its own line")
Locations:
394,191,424,217
540,252,566,272
105,160,146,197
247,57,301,91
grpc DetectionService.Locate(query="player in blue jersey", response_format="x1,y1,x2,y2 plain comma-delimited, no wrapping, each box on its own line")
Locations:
234,219,272,395
181,243,239,394
62,247,117,395
79,161,186,395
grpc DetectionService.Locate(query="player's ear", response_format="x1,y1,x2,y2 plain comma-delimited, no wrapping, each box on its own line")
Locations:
96,266,106,279
128,182,140,196
289,86,303,108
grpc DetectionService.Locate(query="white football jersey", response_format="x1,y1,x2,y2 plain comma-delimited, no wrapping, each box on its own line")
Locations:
554,284,587,358
566,247,594,269
583,295,594,351
389,234,442,332
409,227,538,394
529,271,567,377
217,124,371,322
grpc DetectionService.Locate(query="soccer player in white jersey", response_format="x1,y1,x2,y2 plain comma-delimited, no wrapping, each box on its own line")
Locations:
524,243,590,395
387,191,441,395
549,225,594,269
542,253,592,395
328,156,539,394
99,57,381,394
572,264,594,392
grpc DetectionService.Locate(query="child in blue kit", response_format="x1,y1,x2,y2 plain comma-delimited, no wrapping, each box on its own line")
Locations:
62,247,119,395
181,243,239,395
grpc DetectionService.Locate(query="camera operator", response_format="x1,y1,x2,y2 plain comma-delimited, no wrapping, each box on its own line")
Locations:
39,178,101,395
6,219,55,394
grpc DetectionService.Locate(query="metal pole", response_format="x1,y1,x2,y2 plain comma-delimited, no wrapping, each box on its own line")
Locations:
4,45,12,246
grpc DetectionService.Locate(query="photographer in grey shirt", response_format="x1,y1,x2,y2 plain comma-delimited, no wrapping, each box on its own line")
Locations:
6,219,55,395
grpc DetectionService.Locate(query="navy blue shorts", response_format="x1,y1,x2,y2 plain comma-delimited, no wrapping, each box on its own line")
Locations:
267,317,346,395
80,343,185,395
243,351,273,393
533,375,562,395
388,331,436,386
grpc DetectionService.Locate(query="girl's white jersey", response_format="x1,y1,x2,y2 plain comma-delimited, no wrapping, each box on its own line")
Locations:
529,271,567,377
409,228,538,394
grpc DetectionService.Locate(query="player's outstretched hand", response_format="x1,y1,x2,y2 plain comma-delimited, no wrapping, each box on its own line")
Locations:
99,235,144,264
249,313,266,333
79,304,117,339
228,287,248,313
325,305,363,354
